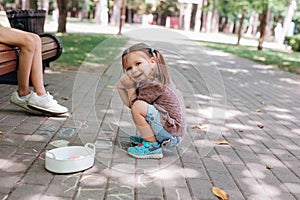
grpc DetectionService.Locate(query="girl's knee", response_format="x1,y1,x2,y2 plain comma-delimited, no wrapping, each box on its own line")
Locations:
131,100,148,116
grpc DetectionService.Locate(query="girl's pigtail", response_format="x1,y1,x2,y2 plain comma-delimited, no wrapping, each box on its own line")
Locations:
155,50,170,86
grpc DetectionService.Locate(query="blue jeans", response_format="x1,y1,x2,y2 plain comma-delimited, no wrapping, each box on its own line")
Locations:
145,105,180,148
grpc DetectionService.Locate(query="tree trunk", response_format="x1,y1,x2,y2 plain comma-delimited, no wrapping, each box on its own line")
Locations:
40,0,49,15
194,0,203,32
219,16,226,32
184,3,193,31
211,0,219,32
201,0,207,32
258,6,269,50
237,8,246,45
110,0,121,26
179,3,185,29
245,11,255,37
13,0,20,9
29,0,37,9
57,0,68,33
205,0,213,32
22,0,29,9
81,0,86,21
282,0,297,43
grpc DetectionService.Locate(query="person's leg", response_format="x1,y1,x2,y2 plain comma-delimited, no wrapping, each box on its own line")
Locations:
128,100,162,159
131,100,157,142
145,104,180,148
0,26,45,96
0,26,68,115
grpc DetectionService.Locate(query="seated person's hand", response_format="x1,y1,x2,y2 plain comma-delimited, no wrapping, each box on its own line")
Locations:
120,74,136,89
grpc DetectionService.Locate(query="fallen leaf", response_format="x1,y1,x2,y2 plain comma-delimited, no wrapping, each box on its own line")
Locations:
260,101,265,105
266,165,273,169
106,85,115,89
0,131,5,134
212,186,229,200
215,140,230,145
193,125,203,130
186,105,191,109
238,129,244,133
256,109,262,112
257,124,264,129
61,96,69,100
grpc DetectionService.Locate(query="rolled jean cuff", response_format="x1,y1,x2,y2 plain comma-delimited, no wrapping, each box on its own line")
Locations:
145,104,180,146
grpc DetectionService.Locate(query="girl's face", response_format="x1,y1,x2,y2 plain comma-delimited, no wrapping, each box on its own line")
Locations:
123,51,156,82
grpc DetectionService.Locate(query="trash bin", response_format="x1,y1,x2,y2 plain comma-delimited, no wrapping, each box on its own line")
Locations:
6,9,46,34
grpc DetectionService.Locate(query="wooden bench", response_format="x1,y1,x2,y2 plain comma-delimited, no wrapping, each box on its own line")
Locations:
0,33,62,85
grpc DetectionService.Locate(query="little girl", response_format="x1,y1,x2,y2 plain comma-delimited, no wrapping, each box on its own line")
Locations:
117,43,185,159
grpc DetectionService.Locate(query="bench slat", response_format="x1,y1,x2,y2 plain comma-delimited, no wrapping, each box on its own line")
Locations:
0,33,62,85
42,42,58,52
0,61,17,76
0,44,18,52
42,50,58,60
0,50,18,64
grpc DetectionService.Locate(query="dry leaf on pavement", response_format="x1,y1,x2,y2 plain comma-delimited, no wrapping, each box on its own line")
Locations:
0,131,5,134
192,125,205,130
256,109,262,112
61,96,69,100
212,186,229,200
106,85,115,89
215,140,230,145
257,124,264,129
266,165,273,169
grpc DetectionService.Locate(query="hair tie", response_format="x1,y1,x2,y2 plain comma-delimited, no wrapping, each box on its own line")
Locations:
151,48,156,57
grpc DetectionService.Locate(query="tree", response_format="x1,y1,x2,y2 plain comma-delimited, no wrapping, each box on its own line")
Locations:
57,0,68,33
194,0,203,32
235,1,250,45
257,2,269,50
253,0,287,50
282,0,297,43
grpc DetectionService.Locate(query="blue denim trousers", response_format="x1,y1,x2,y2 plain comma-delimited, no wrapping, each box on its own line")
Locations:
145,104,180,148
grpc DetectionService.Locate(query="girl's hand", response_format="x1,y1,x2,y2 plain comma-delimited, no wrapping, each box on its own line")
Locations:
120,74,136,89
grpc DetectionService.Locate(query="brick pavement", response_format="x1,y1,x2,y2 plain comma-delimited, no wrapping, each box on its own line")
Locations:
0,28,300,200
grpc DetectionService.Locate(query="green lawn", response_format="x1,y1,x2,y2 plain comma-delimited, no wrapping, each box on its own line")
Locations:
49,33,300,75
51,33,128,71
198,41,300,75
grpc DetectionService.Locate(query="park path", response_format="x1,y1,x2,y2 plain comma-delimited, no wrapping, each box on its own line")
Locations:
0,26,299,200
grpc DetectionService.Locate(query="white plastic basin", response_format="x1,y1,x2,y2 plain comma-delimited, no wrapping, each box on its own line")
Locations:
45,143,95,174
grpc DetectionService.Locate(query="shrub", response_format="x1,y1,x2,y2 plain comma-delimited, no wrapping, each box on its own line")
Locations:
285,34,300,51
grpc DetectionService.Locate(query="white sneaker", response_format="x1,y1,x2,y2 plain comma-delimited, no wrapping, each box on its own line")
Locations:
28,92,68,115
10,91,43,115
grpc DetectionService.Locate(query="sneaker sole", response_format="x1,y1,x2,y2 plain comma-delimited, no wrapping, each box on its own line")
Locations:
27,104,67,115
10,100,43,115
127,151,163,159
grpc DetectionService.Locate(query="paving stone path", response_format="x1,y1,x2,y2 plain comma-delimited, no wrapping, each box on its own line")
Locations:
0,28,299,200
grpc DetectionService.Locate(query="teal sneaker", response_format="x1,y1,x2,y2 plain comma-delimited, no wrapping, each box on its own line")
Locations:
127,141,163,159
130,136,143,145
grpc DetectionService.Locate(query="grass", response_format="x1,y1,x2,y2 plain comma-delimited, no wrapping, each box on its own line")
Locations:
51,33,128,71
198,41,300,75
49,33,300,75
